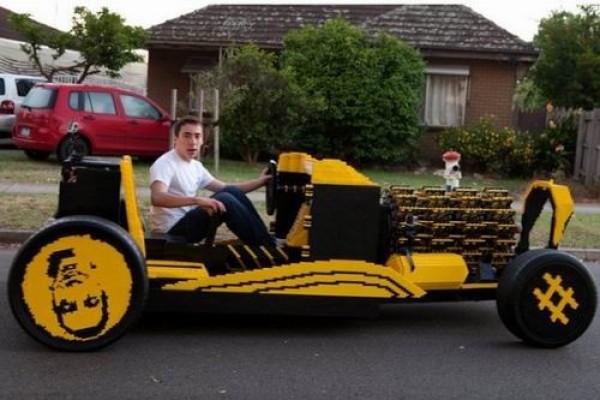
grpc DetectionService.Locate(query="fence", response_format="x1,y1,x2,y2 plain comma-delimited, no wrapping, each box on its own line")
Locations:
574,109,600,186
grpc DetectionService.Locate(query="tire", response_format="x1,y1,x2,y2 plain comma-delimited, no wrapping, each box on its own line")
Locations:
24,149,51,161
57,136,90,162
497,249,597,348
8,216,148,351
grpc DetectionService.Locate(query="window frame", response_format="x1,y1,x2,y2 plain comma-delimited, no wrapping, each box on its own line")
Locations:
422,65,470,128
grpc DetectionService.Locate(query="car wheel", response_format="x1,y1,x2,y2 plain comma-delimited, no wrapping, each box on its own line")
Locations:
24,149,51,161
8,215,148,351
57,136,90,162
497,249,597,348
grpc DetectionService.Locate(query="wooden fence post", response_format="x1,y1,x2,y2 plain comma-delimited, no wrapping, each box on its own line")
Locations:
574,108,600,186
169,89,178,149
213,88,220,176
592,109,600,185
574,110,585,179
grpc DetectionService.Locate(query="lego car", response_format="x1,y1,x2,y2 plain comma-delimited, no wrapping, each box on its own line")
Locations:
7,131,597,351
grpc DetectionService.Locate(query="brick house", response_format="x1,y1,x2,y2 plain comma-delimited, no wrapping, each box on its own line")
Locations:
147,4,538,162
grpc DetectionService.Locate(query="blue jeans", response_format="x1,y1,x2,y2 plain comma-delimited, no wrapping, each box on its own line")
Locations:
169,186,274,246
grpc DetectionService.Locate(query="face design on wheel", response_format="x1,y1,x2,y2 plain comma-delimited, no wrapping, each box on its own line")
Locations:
20,235,134,341
48,248,109,338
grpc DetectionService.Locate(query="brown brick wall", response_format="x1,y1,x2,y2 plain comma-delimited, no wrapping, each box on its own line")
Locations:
463,59,517,127
147,49,528,164
420,58,523,165
147,49,218,114
426,58,518,128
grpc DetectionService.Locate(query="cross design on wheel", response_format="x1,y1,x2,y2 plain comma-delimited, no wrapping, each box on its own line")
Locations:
533,273,579,325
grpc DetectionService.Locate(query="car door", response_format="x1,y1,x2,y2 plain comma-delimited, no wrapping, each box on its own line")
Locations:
118,94,170,155
70,90,127,154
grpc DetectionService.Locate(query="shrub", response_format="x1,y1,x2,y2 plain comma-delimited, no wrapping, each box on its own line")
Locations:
438,116,535,177
218,45,297,163
282,19,425,166
533,113,578,177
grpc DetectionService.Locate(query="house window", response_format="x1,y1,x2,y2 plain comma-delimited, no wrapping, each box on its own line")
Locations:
423,66,469,127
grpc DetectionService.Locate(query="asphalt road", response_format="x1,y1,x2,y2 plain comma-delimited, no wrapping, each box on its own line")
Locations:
1,249,599,400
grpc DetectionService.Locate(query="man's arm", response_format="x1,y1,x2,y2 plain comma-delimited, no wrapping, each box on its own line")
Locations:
205,169,270,194
150,181,225,214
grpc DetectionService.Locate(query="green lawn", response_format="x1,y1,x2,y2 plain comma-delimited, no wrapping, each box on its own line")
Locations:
0,149,533,196
1,148,598,248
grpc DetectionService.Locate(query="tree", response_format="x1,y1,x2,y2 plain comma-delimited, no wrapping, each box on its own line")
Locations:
532,5,600,109
513,76,546,111
219,45,298,163
281,18,425,166
9,7,147,83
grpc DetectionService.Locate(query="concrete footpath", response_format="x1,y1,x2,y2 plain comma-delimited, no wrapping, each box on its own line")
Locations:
1,182,599,261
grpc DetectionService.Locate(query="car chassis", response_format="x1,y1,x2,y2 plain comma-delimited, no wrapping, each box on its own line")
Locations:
7,143,598,351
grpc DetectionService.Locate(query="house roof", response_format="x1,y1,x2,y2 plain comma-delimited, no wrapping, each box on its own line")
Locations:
0,6,63,42
148,4,537,58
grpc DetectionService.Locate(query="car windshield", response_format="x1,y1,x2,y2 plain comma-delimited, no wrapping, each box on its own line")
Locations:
22,87,57,109
16,79,45,97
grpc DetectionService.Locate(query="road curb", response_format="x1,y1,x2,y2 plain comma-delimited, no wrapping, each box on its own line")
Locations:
0,229,597,262
0,230,33,244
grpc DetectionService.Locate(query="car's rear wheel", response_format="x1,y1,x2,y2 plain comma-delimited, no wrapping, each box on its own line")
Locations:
24,149,50,161
497,249,597,348
8,215,148,351
57,136,90,162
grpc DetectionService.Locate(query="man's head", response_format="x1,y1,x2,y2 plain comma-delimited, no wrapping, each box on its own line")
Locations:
47,248,109,338
173,116,203,161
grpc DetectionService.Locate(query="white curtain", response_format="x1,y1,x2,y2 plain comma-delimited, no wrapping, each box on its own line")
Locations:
424,75,468,127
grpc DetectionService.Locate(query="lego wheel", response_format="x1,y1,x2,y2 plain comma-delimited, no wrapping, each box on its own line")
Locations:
266,159,277,215
497,249,597,348
8,216,148,351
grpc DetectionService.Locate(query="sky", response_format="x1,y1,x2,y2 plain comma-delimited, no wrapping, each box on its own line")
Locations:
0,0,586,42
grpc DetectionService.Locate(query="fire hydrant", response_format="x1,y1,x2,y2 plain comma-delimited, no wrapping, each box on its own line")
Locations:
442,151,462,191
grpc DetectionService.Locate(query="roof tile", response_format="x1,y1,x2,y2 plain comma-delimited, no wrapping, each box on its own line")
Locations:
148,4,536,55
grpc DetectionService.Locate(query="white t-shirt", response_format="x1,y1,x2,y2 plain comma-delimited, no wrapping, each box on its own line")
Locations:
149,149,215,232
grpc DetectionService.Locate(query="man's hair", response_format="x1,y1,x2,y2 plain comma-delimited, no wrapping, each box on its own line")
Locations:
172,116,202,137
47,248,76,278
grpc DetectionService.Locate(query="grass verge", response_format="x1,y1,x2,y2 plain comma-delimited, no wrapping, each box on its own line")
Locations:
3,148,598,201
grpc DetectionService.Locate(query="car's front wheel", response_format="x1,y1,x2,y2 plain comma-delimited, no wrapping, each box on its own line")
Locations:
497,249,597,348
8,216,148,351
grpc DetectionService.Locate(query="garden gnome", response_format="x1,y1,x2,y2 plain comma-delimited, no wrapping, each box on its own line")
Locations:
442,150,462,191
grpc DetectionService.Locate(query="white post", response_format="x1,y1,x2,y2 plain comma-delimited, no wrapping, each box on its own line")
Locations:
169,89,177,149
214,88,220,175
198,89,204,123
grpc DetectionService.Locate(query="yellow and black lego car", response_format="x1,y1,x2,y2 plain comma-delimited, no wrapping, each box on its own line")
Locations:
7,142,597,351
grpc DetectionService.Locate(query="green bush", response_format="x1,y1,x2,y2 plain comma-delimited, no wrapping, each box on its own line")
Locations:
218,45,297,163
282,19,425,166
438,116,535,177
533,113,578,177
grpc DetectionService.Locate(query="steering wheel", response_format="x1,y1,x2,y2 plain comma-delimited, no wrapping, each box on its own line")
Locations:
266,160,277,216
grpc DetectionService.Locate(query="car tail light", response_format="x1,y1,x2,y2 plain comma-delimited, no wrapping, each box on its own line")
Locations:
0,100,15,114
